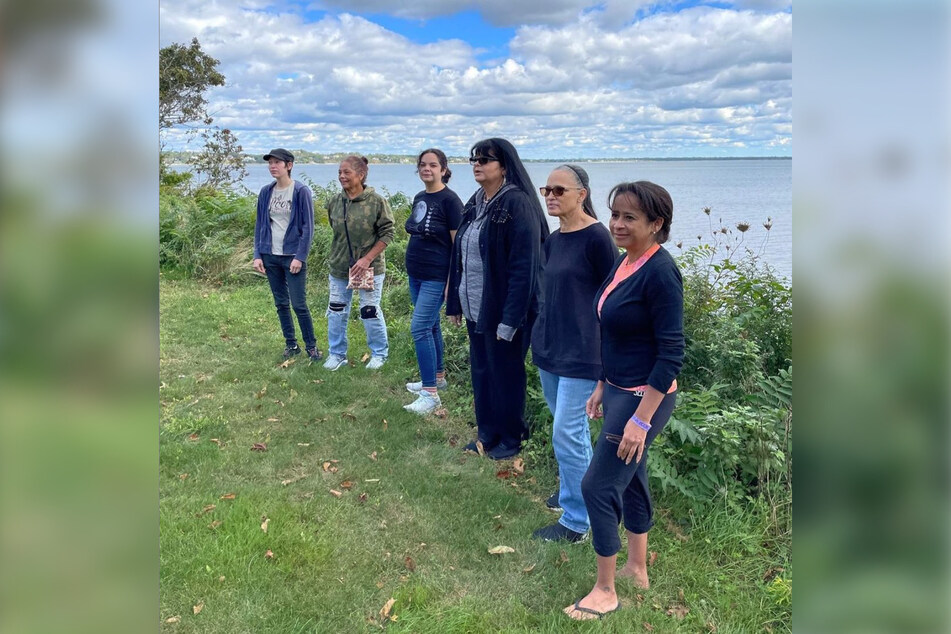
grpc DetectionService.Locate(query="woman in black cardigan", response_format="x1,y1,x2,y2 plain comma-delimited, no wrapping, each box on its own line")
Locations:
446,138,549,460
565,181,684,621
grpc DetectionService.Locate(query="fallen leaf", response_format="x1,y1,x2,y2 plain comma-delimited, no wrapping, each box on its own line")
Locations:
649,551,658,566
358,492,368,503
264,549,274,559
255,386,267,398
559,550,569,565
209,520,222,529
220,493,236,500
329,489,343,497
522,564,536,573
273,399,285,407
198,504,216,515
192,602,204,615
512,457,525,473
434,408,448,419
476,440,485,456
218,576,225,582
209,438,222,447
380,598,396,620
488,545,515,555
636,594,645,603
179,473,189,481
281,474,307,486
404,556,416,571
447,434,458,446
361,353,371,363
260,517,270,533
496,469,512,479
312,379,323,384
369,451,378,461
279,358,295,368
707,621,718,632
376,581,384,589
297,443,310,447
322,461,339,473
289,389,297,399
187,433,200,441
266,417,279,422
665,604,689,619
251,443,268,451
342,412,356,420
382,418,388,431
678,588,685,602
643,623,654,632
165,616,180,623
763,566,784,583
340,480,354,489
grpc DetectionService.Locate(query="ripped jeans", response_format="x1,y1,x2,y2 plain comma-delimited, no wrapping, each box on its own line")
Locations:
326,274,388,359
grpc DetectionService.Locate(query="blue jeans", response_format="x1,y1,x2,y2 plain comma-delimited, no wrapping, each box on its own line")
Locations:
408,277,446,388
538,368,597,534
262,254,316,349
327,274,388,358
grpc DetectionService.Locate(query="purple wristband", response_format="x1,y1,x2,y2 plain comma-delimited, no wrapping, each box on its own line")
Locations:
630,414,651,431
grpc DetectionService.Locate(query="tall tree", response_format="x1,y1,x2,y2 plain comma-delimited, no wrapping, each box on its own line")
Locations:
159,38,225,130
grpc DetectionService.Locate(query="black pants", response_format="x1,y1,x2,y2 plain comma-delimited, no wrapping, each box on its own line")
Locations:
581,384,677,557
466,320,530,449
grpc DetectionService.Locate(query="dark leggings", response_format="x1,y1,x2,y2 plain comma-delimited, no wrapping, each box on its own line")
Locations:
581,384,677,557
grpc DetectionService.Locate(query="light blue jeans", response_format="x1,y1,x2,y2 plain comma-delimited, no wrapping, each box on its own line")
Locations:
327,274,388,358
538,367,597,534
408,277,446,388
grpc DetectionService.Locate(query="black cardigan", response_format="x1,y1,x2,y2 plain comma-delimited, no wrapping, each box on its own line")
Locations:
596,246,684,392
446,187,549,334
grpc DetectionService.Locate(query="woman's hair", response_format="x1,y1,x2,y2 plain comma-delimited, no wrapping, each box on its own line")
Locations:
554,164,596,219
342,155,369,185
607,181,674,244
417,148,452,184
469,137,544,218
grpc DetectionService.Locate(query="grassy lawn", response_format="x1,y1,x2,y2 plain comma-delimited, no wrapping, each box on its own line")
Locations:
160,277,790,633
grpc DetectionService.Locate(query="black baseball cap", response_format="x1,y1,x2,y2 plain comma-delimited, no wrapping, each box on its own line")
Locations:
263,148,294,162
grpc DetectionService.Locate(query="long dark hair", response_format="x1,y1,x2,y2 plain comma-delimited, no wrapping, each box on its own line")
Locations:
417,148,452,184
555,164,597,219
469,137,545,226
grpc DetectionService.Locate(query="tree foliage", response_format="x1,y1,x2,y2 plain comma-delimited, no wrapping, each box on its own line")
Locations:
190,127,248,191
159,37,225,130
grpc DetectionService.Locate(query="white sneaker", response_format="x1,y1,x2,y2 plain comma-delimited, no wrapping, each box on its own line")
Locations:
322,354,347,371
406,377,448,393
403,391,441,415
365,356,386,370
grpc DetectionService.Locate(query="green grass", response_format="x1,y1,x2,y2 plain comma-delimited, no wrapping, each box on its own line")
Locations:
160,277,791,633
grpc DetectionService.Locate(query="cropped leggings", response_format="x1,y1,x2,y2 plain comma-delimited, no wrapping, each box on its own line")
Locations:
581,384,677,557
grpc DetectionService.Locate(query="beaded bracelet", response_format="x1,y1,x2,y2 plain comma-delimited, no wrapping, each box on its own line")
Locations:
630,413,651,431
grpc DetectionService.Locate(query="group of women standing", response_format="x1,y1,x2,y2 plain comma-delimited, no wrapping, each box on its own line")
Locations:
252,139,684,622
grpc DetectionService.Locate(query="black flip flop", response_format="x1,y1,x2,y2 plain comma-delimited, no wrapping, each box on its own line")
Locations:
569,600,622,620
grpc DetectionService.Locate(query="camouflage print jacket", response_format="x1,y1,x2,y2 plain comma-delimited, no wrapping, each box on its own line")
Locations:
326,186,395,278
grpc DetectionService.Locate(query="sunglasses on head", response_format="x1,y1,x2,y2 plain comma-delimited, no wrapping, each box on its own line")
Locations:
539,185,583,197
469,156,499,165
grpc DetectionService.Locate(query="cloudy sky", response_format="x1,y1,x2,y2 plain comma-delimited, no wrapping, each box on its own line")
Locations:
159,0,791,159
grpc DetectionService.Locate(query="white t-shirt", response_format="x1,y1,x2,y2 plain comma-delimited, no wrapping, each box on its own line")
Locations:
268,183,294,255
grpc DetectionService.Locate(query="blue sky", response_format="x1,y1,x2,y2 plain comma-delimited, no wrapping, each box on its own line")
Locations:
160,0,792,158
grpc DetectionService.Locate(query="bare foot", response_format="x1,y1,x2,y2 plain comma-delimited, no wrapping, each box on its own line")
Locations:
617,564,649,589
563,586,620,621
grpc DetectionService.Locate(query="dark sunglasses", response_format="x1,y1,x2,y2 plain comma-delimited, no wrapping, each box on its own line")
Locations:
469,156,499,165
539,185,583,197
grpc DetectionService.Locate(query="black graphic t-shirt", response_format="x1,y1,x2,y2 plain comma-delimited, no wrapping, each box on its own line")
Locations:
405,187,464,281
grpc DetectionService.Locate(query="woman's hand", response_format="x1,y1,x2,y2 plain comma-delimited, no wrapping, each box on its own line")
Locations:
617,419,648,465
448,314,462,327
349,257,371,277
290,258,303,274
585,382,604,419
253,258,265,274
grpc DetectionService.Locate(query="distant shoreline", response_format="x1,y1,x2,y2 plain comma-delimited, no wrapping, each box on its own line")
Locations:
168,155,791,166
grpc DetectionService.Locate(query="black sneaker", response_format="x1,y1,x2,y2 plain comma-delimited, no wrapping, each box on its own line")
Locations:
532,523,587,543
283,344,302,359
487,441,521,460
546,491,562,511
306,347,323,361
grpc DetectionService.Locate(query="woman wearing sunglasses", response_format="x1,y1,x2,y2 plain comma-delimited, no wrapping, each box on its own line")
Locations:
445,138,549,460
529,165,617,544
565,181,684,621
